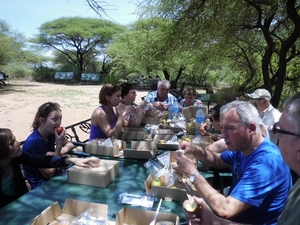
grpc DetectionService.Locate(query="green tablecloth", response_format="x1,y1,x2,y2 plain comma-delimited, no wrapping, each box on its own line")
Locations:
0,156,189,224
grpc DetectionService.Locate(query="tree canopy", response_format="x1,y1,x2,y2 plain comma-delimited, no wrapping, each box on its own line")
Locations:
33,17,125,82
136,0,300,107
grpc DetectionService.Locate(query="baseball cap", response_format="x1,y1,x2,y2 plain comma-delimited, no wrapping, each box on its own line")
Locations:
246,89,271,99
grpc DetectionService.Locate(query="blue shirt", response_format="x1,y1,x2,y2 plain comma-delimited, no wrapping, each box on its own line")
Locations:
22,130,60,189
221,139,292,225
145,90,177,104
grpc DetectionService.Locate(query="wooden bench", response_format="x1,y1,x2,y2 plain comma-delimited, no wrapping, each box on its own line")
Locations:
0,71,8,86
81,73,101,83
54,72,74,83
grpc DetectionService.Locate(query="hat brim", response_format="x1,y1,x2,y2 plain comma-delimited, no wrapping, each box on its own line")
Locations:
246,93,260,99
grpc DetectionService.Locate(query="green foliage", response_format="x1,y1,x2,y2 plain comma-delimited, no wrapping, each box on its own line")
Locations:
32,17,125,82
31,64,56,82
0,20,28,66
137,0,300,107
101,74,120,84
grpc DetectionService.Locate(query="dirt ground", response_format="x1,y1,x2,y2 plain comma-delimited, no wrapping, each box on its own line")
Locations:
0,80,149,141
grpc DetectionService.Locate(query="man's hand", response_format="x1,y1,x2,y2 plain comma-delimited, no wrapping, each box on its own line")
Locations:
175,150,198,177
183,197,227,225
178,141,196,155
197,122,208,136
152,101,164,110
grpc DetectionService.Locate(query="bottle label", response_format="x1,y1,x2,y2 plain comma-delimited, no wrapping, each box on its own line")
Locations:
196,116,205,123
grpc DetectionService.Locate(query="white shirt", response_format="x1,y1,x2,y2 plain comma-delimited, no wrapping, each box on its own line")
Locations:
260,104,281,144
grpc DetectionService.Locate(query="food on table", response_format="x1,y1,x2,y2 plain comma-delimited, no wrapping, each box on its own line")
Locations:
185,197,200,213
151,178,163,188
56,126,63,135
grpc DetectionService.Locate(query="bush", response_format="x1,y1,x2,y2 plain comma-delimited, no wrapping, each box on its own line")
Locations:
210,86,241,104
31,65,56,82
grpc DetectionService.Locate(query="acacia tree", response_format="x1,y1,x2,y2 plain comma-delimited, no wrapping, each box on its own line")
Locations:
33,17,125,82
107,18,217,88
138,0,300,107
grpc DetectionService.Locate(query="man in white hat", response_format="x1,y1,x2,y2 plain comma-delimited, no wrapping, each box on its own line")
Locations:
246,88,281,144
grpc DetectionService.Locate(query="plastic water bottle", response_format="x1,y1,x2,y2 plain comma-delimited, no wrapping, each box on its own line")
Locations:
172,100,180,120
168,103,174,120
195,102,205,140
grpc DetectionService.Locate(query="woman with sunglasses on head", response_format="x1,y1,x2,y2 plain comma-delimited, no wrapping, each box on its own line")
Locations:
89,84,135,141
117,82,147,127
22,102,74,189
0,128,99,209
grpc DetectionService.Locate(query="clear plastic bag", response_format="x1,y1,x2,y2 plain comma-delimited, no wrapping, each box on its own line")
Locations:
71,208,113,225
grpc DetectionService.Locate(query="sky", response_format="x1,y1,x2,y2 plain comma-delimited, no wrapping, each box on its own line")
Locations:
1,0,139,39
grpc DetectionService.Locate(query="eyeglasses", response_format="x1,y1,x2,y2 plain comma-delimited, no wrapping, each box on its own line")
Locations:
272,122,300,137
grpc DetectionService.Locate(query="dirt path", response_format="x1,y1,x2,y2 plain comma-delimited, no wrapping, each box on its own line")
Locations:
0,80,148,141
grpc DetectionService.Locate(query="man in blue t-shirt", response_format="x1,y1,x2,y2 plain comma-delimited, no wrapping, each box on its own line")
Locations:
175,101,291,225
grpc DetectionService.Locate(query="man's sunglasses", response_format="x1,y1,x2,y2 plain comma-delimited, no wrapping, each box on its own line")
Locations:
272,122,300,137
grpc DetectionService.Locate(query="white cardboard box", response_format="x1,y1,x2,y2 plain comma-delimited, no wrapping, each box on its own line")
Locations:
116,207,179,225
67,159,119,188
85,139,125,157
124,141,157,159
30,198,108,225
144,173,199,202
119,127,147,140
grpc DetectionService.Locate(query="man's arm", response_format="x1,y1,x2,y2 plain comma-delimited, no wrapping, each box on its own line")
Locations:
183,197,249,225
192,170,251,219
176,146,251,219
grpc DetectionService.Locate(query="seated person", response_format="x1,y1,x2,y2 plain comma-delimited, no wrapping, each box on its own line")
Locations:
199,103,223,142
22,102,74,189
180,86,202,107
117,82,146,127
145,79,177,114
0,128,99,208
89,84,134,141
182,92,300,225
176,101,291,224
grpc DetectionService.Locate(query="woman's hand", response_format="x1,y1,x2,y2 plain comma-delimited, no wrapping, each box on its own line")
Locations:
122,105,136,117
67,157,100,168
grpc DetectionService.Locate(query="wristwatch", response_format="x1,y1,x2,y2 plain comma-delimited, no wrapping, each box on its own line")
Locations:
189,171,200,184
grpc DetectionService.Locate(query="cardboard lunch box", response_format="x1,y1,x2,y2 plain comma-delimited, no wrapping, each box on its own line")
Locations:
85,139,126,157
154,134,213,150
67,159,119,188
119,127,147,140
153,134,180,151
144,172,199,202
123,141,157,159
182,106,208,122
116,207,180,225
30,198,109,225
141,115,161,125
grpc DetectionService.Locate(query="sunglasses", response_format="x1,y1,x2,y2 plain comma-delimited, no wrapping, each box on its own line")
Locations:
272,122,300,137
